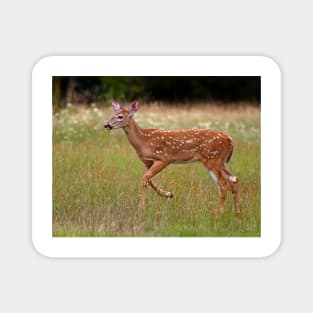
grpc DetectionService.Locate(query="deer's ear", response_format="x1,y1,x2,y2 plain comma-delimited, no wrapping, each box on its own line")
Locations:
112,101,122,111
129,101,139,115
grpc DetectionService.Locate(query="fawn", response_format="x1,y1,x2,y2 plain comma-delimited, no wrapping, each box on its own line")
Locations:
104,101,239,217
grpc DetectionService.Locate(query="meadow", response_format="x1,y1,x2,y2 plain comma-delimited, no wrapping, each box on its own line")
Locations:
53,103,260,237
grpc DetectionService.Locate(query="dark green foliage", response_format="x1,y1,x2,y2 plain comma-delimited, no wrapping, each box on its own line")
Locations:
53,76,260,108
142,76,260,102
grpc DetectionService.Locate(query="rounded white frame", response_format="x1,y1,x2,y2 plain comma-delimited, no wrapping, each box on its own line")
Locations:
32,56,281,258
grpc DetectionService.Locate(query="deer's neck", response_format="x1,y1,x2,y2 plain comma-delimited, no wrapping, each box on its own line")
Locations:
123,118,146,150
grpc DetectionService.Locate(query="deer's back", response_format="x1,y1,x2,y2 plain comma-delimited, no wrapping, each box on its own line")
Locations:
140,128,233,164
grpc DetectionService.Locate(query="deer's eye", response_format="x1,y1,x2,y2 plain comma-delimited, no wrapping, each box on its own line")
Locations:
117,115,123,120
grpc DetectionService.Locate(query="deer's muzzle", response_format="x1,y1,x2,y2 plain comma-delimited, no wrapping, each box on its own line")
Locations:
104,123,113,130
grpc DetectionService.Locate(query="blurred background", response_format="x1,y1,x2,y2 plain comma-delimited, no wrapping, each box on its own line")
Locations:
52,76,260,109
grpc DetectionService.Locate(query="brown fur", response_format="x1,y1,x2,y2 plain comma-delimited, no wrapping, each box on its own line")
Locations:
105,102,240,217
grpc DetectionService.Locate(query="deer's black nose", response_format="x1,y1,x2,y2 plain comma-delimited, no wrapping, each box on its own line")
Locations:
104,123,112,130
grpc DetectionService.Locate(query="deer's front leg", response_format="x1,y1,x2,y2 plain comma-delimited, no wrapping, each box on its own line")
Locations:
143,161,173,198
149,180,173,198
138,160,169,210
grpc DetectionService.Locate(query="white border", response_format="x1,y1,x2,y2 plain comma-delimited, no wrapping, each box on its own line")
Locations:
32,56,281,258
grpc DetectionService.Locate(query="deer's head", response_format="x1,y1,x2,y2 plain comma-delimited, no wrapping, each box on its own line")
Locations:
104,101,139,130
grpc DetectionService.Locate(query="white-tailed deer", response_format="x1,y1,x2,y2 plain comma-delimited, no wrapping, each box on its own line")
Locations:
104,101,239,217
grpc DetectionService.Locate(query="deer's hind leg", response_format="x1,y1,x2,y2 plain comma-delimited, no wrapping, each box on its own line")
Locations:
209,168,229,217
221,167,240,215
201,159,232,217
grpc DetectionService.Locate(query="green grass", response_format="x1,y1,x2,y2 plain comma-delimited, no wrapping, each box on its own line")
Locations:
53,104,260,237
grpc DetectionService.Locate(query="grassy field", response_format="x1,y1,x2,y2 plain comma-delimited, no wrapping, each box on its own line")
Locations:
53,103,260,237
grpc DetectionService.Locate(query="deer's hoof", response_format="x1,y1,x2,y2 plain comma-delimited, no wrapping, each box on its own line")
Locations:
166,192,174,198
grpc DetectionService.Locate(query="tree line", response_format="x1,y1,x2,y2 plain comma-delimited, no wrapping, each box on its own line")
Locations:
53,76,260,109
